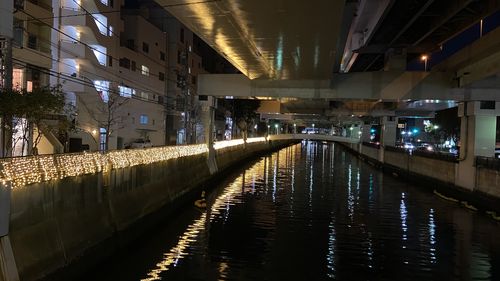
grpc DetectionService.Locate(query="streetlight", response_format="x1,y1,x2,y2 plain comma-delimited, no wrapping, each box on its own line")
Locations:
267,124,270,136
293,123,297,134
421,55,428,71
275,124,279,135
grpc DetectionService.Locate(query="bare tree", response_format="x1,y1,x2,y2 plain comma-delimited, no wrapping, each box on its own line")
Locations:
83,91,129,151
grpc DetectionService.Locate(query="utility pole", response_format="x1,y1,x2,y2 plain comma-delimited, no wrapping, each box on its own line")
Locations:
0,0,14,157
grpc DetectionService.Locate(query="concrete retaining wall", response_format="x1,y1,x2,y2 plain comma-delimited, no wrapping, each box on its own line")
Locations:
3,139,295,281
360,145,379,161
340,141,500,214
477,167,500,198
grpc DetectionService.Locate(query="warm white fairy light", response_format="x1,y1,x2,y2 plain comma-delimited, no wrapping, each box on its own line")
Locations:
0,144,208,189
213,139,245,150
246,137,266,143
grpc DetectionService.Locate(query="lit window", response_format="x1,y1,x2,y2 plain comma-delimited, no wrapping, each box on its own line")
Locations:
140,114,148,124
118,85,134,98
141,65,149,76
12,69,23,89
94,80,110,102
108,25,113,36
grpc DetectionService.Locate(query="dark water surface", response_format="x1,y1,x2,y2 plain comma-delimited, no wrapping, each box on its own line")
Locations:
79,142,500,281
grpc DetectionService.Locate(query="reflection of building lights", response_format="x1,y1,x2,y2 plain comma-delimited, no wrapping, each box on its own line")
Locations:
349,127,354,131
401,131,406,135
433,125,439,129
275,124,278,128
92,129,97,135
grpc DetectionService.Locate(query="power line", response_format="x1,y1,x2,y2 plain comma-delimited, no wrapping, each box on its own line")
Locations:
19,8,168,83
21,0,221,21
14,31,170,98
11,58,181,107
70,0,170,71
18,9,196,98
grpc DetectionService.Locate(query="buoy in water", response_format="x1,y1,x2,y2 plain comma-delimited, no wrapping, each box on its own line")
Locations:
195,191,207,208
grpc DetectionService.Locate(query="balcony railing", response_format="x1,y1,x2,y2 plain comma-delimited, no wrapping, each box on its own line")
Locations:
27,0,52,11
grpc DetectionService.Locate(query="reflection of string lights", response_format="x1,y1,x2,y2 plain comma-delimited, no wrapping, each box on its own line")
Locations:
0,144,208,188
141,154,276,280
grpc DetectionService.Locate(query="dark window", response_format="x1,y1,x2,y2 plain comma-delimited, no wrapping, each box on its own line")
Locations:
110,0,113,7
142,42,149,53
131,61,136,71
191,76,197,85
480,101,496,110
126,39,135,50
108,55,113,67
160,51,165,61
191,59,194,67
180,28,184,43
27,34,37,50
159,72,165,81
119,57,130,69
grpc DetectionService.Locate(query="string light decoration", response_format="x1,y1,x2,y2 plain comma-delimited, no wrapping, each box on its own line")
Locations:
213,139,245,150
0,144,208,188
246,137,266,143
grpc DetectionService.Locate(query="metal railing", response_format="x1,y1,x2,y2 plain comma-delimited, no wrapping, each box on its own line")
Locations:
476,156,500,171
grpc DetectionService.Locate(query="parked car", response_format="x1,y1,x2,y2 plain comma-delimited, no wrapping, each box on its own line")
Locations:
417,143,435,152
403,142,415,150
126,139,152,149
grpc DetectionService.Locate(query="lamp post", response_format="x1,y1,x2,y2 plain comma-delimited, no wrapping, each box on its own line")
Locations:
421,55,428,71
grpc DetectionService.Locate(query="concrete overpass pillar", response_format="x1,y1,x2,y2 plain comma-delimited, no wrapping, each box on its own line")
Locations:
201,97,218,174
378,116,397,163
361,123,371,143
456,101,499,190
381,116,397,148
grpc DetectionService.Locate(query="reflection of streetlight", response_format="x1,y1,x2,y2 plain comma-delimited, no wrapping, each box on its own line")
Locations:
293,123,297,134
267,124,270,135
275,124,279,134
421,55,428,71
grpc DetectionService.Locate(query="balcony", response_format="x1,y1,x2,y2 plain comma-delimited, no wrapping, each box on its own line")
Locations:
23,0,53,26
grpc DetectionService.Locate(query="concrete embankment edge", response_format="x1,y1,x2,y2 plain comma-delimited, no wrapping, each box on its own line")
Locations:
4,140,295,281
337,142,500,215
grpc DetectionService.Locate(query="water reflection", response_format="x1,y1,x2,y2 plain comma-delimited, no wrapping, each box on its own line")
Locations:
83,143,500,281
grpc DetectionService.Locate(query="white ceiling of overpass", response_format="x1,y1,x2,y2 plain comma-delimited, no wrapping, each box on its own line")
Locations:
157,0,346,80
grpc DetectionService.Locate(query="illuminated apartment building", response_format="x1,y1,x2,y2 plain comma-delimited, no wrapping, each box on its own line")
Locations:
10,0,60,156
52,0,167,151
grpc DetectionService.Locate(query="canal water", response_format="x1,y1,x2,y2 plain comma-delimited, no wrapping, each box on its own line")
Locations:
78,142,500,281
